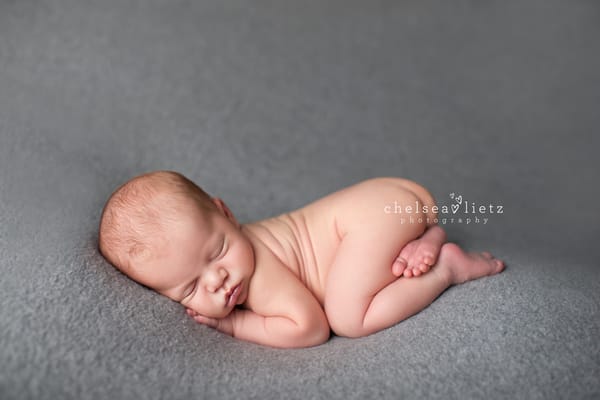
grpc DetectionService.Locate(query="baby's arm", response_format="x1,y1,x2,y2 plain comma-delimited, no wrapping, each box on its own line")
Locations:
188,306,327,348
190,255,330,348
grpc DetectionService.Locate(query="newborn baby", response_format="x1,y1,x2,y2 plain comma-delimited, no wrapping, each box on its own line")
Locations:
98,171,504,348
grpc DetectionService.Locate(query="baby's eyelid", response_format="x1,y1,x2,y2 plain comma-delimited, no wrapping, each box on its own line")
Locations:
220,237,227,256
183,280,197,300
216,237,226,259
209,237,225,261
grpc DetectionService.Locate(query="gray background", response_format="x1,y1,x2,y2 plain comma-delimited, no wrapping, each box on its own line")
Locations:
1,1,599,399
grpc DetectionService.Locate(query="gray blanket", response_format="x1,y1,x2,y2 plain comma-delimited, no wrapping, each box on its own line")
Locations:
1,1,599,399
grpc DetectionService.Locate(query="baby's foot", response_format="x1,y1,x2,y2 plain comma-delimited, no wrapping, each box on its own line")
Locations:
435,243,505,285
392,225,447,278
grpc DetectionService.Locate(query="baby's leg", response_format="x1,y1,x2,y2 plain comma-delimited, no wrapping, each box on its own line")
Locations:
360,243,503,336
324,189,429,338
390,179,444,278
392,225,447,278
326,240,504,338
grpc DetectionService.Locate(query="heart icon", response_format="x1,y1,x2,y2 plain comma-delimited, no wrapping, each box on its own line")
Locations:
451,204,460,214
449,193,455,199
455,195,463,205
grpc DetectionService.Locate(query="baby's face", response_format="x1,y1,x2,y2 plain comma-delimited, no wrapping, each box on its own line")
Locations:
133,201,255,319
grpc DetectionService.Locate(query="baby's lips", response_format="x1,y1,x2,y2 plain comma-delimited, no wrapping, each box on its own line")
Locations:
226,284,241,307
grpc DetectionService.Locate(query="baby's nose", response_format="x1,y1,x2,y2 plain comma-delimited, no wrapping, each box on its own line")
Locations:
205,267,228,292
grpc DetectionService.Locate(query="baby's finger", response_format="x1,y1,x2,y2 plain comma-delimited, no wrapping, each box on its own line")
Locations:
193,314,219,328
186,308,198,317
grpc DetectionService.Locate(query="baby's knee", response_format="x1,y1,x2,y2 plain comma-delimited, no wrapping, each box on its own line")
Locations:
325,309,367,338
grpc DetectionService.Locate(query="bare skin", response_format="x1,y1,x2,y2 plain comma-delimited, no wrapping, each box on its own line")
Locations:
393,225,447,278
436,243,504,285
187,242,505,329
184,178,505,340
100,173,506,347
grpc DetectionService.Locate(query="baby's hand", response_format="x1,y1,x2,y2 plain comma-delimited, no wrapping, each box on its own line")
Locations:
186,308,235,336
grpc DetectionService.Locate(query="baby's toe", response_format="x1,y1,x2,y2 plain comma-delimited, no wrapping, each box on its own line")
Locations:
393,258,407,276
423,255,434,266
419,263,430,273
494,259,505,271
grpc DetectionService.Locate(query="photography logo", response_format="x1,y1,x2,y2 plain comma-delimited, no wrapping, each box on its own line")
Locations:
384,192,504,225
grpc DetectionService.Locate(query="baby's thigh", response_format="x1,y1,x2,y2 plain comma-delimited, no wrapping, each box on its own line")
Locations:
324,218,425,334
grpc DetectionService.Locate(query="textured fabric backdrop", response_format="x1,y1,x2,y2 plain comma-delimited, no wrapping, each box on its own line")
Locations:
1,1,599,399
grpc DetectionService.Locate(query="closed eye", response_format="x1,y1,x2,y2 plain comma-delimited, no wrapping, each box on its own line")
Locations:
181,280,197,302
212,236,226,260
219,237,227,258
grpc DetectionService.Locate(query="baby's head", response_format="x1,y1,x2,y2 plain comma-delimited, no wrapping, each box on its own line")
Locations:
99,171,254,318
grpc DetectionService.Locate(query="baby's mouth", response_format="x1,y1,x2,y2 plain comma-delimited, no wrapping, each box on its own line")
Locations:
226,284,241,307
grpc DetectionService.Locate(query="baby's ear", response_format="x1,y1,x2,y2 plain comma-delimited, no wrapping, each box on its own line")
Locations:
212,198,239,226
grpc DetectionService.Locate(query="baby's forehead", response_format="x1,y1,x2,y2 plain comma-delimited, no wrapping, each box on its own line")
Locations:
117,177,215,227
